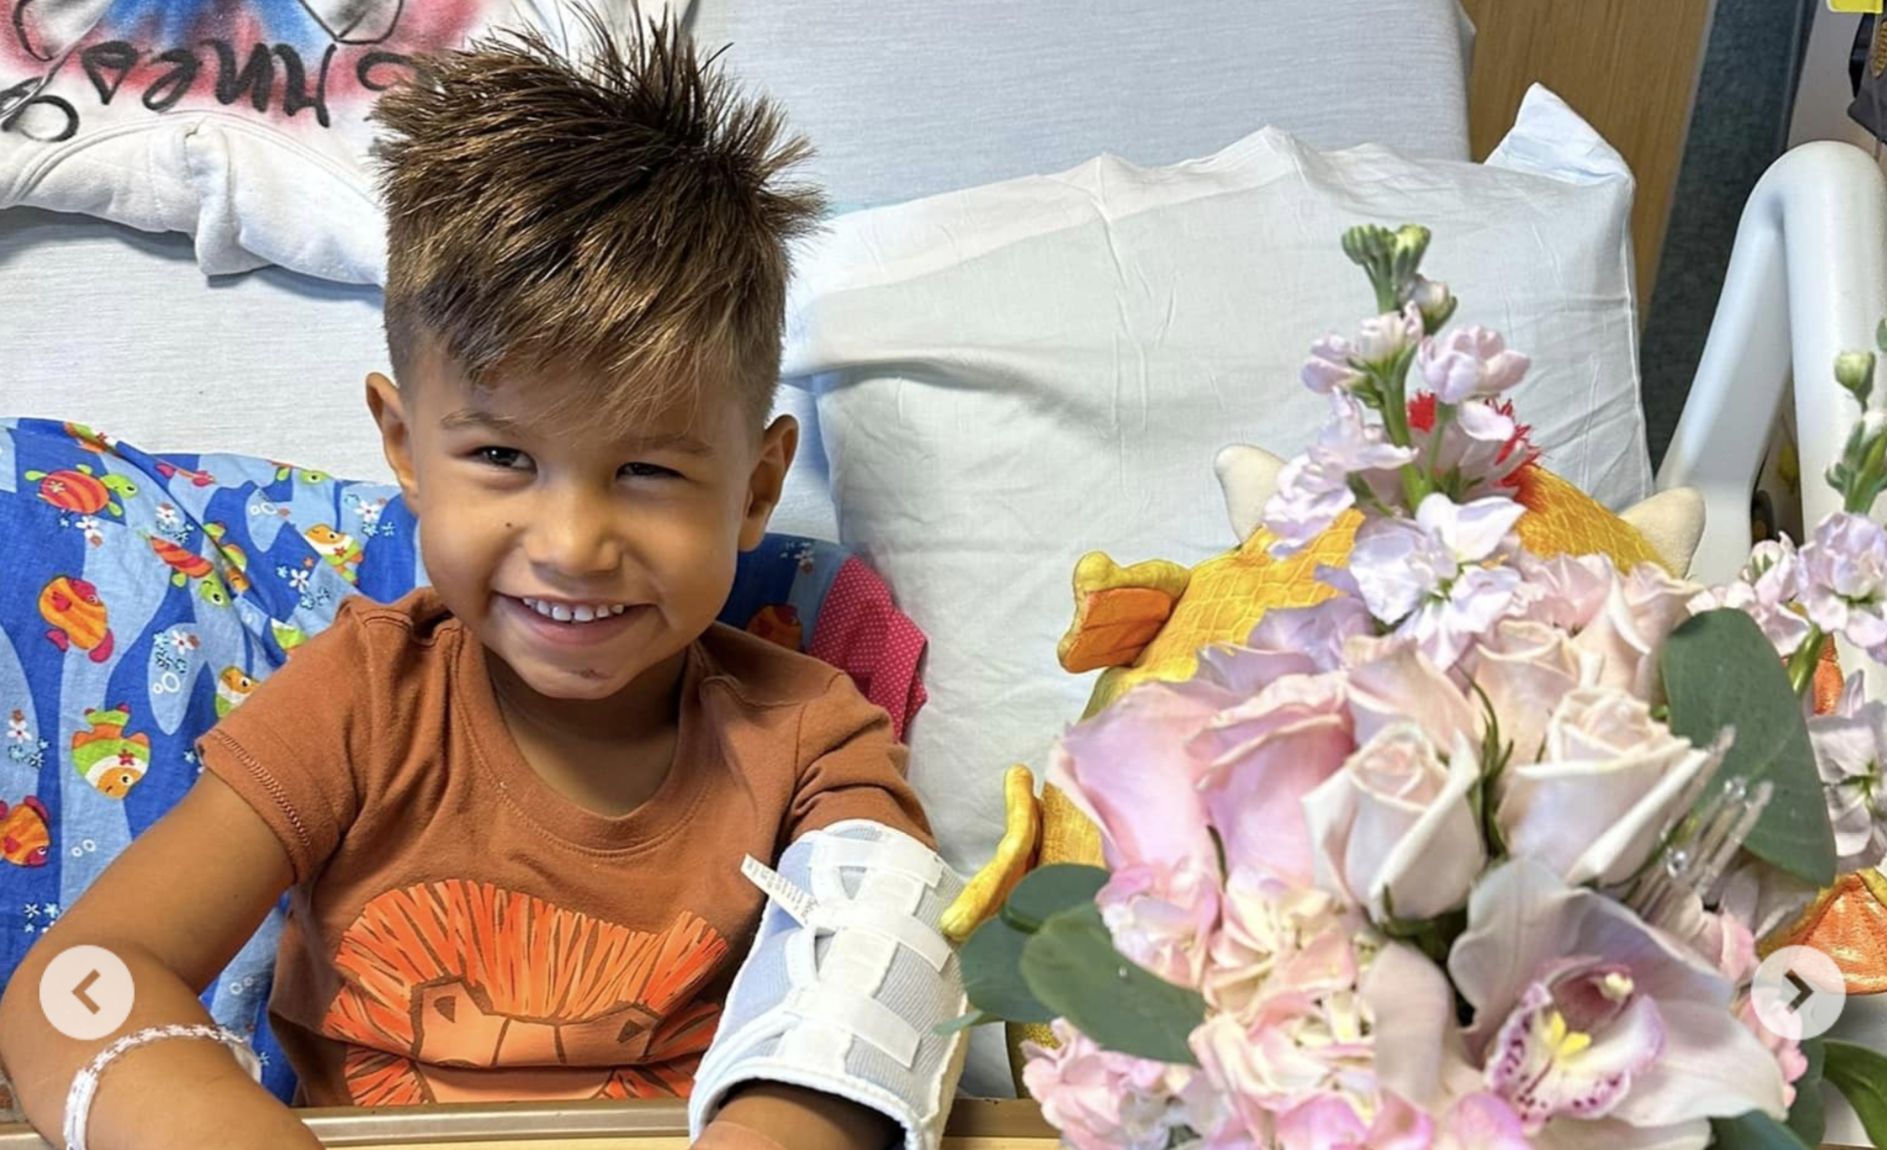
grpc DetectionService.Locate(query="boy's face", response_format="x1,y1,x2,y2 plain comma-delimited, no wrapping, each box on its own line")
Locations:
367,339,795,703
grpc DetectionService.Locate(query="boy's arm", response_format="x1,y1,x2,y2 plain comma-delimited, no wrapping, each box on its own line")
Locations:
0,773,318,1150
702,1082,896,1149
687,821,967,1150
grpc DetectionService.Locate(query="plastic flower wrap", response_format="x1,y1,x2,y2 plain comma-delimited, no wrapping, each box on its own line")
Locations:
952,226,1887,1150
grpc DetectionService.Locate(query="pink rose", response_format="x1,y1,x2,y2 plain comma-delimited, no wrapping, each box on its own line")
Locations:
1049,680,1224,875
1570,564,1699,700
1344,642,1480,750
1463,619,1595,763
1495,686,1721,887
1512,552,1617,633
1303,724,1486,921
1196,674,1356,885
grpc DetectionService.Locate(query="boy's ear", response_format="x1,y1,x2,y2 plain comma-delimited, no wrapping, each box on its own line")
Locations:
739,414,799,551
365,373,421,510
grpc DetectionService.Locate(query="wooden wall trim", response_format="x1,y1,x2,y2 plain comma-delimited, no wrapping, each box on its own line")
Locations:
1458,0,1719,305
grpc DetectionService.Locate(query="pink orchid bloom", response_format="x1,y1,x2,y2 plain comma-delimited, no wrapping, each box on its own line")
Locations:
1436,1095,1535,1150
1449,861,1786,1145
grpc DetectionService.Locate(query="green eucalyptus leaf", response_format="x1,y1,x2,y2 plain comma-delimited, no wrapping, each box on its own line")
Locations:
1825,1041,1887,1149
932,1009,994,1037
959,915,1054,1024
1020,902,1207,1066
1000,864,1110,934
1711,1110,1812,1150
1660,610,1837,886
1788,1037,1826,1149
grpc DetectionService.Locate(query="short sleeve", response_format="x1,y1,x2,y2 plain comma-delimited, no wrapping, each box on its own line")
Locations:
196,599,377,883
786,670,934,850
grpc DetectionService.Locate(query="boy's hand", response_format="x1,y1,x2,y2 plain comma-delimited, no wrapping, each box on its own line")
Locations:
702,1081,896,1150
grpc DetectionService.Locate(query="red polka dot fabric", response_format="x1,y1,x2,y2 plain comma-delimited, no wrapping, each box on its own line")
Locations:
808,556,929,743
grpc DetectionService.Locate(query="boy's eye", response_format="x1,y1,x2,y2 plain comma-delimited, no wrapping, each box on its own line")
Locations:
474,447,532,470
621,462,679,480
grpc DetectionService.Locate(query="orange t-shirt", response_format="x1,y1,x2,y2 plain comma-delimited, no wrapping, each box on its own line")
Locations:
198,589,932,1108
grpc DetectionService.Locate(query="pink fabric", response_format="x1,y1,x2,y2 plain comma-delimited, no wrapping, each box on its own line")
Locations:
810,557,929,742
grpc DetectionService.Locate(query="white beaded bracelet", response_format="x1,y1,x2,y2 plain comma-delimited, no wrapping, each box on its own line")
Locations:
63,1024,261,1150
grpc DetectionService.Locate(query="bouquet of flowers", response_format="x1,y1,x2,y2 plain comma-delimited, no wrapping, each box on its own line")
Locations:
953,226,1887,1150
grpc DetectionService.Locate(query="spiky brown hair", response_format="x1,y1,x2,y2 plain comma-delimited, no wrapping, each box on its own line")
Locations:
374,9,824,430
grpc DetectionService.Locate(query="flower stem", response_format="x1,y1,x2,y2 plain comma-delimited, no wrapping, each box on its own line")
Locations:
1787,626,1828,697
1424,403,1455,475
1846,431,1887,513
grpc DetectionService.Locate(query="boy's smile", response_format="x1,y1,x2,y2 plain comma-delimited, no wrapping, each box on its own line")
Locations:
366,338,795,727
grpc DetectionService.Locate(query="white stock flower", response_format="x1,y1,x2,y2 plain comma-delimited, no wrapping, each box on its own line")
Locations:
1416,327,1530,405
1800,511,1887,654
1807,673,1887,872
1354,304,1426,369
1348,494,1527,666
1302,336,1363,395
1266,396,1419,555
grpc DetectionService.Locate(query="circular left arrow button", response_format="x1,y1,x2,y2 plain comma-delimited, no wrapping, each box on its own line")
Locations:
38,946,135,1041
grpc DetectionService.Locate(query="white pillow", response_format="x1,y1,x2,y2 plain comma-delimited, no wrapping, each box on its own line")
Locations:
783,84,1648,882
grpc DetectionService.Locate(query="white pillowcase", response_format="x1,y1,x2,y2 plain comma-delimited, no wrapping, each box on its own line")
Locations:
783,84,1649,883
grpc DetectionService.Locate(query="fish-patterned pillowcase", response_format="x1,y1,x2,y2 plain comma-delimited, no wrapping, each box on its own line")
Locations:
0,417,924,1105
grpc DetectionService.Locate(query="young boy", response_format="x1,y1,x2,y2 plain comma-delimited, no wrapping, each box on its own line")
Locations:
0,16,965,1150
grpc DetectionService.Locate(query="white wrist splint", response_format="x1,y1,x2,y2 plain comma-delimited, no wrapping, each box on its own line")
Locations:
689,820,969,1150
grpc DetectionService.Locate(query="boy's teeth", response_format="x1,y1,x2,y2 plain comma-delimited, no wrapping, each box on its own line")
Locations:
519,597,627,623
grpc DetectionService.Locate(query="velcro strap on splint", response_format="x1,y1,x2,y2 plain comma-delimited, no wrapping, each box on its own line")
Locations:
740,856,952,973
812,834,944,887
780,984,922,1067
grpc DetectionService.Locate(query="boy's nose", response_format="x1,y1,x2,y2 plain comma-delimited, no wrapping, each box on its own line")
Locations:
525,492,623,577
